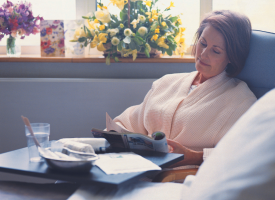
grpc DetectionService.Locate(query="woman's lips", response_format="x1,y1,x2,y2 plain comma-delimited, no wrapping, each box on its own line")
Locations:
198,58,210,66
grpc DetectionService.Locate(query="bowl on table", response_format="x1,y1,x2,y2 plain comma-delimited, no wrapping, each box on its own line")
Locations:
40,147,98,173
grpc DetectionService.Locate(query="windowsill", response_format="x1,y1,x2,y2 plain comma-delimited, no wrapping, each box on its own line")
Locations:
0,54,195,63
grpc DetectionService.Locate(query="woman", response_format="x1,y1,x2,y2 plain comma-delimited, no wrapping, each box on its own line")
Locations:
113,10,257,168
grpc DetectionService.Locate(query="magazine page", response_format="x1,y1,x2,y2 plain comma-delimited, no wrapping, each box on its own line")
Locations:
106,112,131,133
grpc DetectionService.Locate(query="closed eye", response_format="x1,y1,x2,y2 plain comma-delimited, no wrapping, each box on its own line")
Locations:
213,49,220,54
200,41,206,47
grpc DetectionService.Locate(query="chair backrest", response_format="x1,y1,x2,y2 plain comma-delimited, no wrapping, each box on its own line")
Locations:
236,30,275,99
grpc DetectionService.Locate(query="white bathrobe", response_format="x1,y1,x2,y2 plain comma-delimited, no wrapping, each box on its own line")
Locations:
113,71,257,152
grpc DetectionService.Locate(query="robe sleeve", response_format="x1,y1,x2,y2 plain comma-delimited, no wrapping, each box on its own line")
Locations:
113,78,160,135
203,96,257,160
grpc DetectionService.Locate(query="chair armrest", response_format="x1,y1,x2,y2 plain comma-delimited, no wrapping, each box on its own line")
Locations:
152,168,198,183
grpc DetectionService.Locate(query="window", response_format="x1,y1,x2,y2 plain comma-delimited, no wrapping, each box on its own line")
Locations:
213,0,275,33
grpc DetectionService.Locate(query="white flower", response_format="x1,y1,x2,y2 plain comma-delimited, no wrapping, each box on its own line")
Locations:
111,37,120,46
138,15,146,23
131,19,140,29
95,9,111,23
137,26,148,36
107,28,119,37
124,28,132,36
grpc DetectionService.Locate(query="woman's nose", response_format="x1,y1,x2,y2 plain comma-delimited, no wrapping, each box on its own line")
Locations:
200,47,209,59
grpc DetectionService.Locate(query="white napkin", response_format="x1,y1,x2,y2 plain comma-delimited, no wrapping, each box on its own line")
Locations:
94,152,161,175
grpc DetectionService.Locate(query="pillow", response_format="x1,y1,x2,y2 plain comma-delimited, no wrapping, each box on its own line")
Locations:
184,88,275,200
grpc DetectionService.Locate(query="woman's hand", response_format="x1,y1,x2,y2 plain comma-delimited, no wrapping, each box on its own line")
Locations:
167,139,203,168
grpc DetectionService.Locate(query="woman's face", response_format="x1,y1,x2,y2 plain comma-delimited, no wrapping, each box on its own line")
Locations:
195,25,230,79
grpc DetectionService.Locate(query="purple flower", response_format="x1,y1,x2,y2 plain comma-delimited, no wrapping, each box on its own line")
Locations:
58,38,64,48
2,1,13,9
60,21,64,28
40,28,46,37
53,20,60,24
44,47,55,54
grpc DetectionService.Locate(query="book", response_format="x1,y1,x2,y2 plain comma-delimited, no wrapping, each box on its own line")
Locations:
90,113,169,153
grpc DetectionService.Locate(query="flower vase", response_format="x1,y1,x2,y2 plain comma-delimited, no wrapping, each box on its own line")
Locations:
6,36,21,57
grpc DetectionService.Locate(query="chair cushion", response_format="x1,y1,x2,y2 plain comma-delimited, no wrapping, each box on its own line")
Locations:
184,88,275,199
236,30,275,98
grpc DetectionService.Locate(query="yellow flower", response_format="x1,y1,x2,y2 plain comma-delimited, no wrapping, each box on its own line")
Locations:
94,19,99,23
179,37,185,44
97,42,106,51
132,49,138,61
152,15,158,20
145,12,151,18
149,18,154,23
103,6,108,9
131,19,140,29
152,10,157,15
90,35,99,48
161,22,167,27
74,27,87,40
155,28,160,33
144,0,152,7
180,27,186,33
177,18,182,25
120,23,124,28
87,20,99,30
157,37,169,49
95,9,111,23
99,25,105,31
98,33,108,43
167,2,175,9
151,34,158,41
109,0,128,10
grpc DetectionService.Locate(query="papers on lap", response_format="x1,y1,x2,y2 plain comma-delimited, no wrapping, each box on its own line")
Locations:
94,152,161,175
91,113,169,153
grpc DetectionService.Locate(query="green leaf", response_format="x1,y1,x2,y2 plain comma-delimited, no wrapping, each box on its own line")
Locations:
84,40,88,47
78,37,86,42
133,37,143,45
144,48,150,58
129,41,136,50
169,16,178,23
150,21,159,31
84,25,93,38
114,56,120,62
117,41,123,51
123,36,131,44
166,49,173,56
120,10,127,21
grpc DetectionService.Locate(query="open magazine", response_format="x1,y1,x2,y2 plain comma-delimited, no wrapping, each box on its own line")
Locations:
90,113,169,153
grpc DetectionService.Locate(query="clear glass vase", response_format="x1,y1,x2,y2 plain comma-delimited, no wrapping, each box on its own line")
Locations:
6,36,21,57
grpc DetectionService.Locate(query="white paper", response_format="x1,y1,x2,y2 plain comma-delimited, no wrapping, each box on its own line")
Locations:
94,152,161,175
106,112,131,133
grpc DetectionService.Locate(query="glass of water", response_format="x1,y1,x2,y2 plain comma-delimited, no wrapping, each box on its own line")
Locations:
25,123,50,162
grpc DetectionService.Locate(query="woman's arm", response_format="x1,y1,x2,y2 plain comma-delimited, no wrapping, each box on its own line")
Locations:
167,139,203,167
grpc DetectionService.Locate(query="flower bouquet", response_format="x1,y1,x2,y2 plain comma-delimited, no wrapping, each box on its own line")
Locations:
71,0,186,65
0,0,43,56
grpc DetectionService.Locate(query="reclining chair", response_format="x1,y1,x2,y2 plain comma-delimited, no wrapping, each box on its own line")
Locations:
153,29,275,183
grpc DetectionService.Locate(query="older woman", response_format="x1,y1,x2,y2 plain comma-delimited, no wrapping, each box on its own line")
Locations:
113,10,257,167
